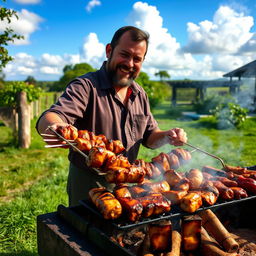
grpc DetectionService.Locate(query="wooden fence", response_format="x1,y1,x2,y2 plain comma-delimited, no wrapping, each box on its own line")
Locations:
0,91,62,148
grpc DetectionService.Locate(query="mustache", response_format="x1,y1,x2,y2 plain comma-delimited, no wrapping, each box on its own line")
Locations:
118,64,136,73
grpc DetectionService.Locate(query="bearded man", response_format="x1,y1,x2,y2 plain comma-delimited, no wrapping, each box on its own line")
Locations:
36,26,187,206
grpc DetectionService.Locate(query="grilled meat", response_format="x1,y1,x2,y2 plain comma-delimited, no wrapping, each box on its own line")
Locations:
180,192,202,213
117,197,143,222
186,168,203,190
105,166,146,184
210,180,234,200
162,190,188,205
113,184,132,198
57,125,78,140
86,147,116,168
229,187,248,199
89,187,122,220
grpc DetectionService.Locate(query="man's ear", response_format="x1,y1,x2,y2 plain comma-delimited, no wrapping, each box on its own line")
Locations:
106,44,112,59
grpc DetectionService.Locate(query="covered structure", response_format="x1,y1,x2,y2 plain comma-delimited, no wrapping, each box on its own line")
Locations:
223,60,256,104
167,80,242,106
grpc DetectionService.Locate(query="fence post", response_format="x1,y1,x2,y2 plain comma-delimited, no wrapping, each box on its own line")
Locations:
18,91,31,148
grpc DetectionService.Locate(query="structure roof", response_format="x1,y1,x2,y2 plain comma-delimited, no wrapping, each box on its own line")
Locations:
223,60,256,78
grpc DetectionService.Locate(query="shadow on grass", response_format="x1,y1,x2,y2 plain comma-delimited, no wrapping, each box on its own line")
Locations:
0,251,37,256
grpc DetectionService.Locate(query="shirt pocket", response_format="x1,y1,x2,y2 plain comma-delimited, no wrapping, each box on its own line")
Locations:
131,114,148,141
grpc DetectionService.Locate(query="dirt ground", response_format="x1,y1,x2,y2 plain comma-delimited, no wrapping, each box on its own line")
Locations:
231,228,256,256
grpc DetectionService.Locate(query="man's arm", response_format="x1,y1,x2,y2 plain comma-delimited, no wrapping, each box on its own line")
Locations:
146,128,187,149
37,112,67,135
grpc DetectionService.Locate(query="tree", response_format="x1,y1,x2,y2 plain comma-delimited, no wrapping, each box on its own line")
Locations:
155,70,171,81
25,75,37,85
136,72,171,108
53,63,96,91
0,0,24,72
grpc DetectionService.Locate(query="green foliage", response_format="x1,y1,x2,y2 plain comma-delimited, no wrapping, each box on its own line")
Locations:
211,102,248,129
194,94,235,114
136,72,171,108
53,63,96,91
155,70,170,81
24,75,37,85
0,81,42,107
0,0,24,72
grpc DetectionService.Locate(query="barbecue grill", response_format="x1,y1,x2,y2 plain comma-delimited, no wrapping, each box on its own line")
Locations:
37,192,256,256
39,128,256,255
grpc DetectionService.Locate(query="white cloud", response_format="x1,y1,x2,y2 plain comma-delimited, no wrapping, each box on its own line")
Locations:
86,0,101,12
13,0,41,4
80,32,105,68
0,9,43,45
3,2,256,81
127,2,197,78
183,5,254,54
41,53,63,66
40,66,60,75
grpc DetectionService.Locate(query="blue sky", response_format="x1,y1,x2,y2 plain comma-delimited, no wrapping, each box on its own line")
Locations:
2,0,256,81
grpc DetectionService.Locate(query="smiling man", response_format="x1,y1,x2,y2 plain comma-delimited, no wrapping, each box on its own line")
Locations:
36,26,187,206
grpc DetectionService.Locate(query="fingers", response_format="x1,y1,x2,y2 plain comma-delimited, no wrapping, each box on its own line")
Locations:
168,128,187,146
41,123,71,146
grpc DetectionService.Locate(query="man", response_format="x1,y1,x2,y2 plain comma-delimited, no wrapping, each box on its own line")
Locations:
37,26,187,206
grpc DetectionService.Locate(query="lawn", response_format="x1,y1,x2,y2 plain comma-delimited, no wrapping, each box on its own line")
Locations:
1,100,256,255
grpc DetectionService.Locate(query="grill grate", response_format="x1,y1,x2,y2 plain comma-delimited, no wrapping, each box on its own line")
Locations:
79,195,256,230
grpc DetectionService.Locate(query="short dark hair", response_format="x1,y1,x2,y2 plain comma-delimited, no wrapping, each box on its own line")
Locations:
110,26,150,57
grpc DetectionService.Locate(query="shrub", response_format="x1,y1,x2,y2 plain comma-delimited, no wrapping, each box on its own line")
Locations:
136,72,171,109
211,102,248,129
0,81,42,107
194,94,235,114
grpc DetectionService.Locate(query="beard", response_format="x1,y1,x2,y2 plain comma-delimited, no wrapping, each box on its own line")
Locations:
107,57,137,88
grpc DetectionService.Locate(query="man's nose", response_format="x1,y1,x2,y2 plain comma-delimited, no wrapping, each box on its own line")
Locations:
125,57,134,68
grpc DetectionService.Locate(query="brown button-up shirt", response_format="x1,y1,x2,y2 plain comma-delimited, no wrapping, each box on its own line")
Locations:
38,62,158,169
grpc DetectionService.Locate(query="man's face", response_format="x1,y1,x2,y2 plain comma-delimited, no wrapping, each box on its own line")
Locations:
106,31,147,88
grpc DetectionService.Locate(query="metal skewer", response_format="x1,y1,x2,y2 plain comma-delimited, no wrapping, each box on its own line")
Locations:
47,126,88,159
183,141,226,168
45,126,106,176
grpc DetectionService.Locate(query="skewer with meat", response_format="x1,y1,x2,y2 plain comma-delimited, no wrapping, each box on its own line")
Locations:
89,187,122,220
151,152,171,172
134,159,158,178
210,180,234,200
172,178,190,192
113,184,132,198
202,165,228,177
105,166,146,184
236,175,256,194
229,187,248,199
117,197,143,222
162,190,188,205
199,180,219,206
104,154,131,169
171,148,191,165
142,180,170,193
164,169,183,187
186,168,203,190
179,192,203,213
86,146,116,168
210,176,238,187
56,125,78,140
138,192,171,218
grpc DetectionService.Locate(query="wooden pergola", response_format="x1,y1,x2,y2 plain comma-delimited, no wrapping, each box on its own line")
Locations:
223,60,256,104
167,80,242,106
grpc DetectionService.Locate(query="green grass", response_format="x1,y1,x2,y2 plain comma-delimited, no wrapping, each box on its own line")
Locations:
1,101,256,255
